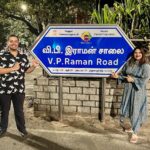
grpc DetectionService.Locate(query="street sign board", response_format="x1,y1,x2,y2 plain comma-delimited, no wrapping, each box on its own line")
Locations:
31,25,134,77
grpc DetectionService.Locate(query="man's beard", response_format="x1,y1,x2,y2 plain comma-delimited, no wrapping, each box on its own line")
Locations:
9,47,18,51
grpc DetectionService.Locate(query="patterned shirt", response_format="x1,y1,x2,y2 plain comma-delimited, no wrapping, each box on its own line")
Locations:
0,50,30,94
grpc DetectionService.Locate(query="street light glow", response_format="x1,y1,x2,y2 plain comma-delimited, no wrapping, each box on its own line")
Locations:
21,4,27,11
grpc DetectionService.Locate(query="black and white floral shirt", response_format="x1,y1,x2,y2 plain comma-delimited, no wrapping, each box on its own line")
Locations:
0,50,30,94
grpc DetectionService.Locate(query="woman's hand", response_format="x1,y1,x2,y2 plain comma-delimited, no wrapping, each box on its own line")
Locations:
111,72,119,79
126,75,134,82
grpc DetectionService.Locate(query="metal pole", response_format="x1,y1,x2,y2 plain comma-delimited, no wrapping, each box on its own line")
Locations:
59,77,63,121
100,78,106,122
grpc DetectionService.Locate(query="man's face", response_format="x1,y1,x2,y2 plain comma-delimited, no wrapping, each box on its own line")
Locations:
7,36,19,51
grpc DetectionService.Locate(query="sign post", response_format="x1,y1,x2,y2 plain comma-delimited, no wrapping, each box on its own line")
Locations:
59,77,63,121
31,24,134,121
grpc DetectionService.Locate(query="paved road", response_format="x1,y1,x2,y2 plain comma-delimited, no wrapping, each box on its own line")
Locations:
1,102,150,150
0,125,150,150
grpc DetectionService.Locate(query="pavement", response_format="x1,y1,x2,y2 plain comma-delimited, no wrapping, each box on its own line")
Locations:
0,101,150,150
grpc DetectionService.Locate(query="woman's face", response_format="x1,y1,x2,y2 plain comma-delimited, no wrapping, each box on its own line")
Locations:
133,49,142,61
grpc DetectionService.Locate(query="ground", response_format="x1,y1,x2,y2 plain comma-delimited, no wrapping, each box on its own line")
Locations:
24,99,150,139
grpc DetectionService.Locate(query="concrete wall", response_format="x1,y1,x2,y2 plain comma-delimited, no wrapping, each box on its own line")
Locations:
33,76,150,118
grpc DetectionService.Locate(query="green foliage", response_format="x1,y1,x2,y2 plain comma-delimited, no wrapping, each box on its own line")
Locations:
0,14,10,49
92,0,150,39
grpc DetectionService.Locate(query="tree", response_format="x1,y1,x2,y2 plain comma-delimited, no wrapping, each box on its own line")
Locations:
92,0,150,39
0,0,94,35
0,16,10,49
0,0,95,49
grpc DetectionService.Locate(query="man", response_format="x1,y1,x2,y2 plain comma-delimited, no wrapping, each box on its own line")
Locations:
0,35,39,137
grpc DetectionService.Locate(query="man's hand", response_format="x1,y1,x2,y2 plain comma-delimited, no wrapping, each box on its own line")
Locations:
31,59,39,68
12,62,20,71
26,59,39,73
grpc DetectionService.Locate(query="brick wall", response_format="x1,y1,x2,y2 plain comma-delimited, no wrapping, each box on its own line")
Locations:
33,76,150,118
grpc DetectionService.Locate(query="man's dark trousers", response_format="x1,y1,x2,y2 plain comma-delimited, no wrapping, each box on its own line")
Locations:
0,93,26,132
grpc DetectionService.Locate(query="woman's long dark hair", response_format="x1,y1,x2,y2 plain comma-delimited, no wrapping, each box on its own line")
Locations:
128,47,148,66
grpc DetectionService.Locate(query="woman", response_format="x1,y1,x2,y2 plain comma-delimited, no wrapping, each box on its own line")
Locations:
111,47,150,143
